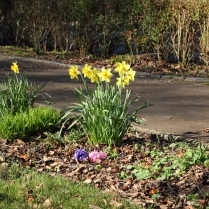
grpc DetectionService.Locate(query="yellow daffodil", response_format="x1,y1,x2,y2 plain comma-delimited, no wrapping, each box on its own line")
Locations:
90,68,100,83
115,61,130,76
82,64,92,79
123,76,130,86
125,68,135,81
116,77,124,88
98,68,113,83
68,66,80,79
11,62,19,73
116,76,130,88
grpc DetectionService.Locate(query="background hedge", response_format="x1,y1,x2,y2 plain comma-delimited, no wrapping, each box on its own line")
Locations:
0,0,209,66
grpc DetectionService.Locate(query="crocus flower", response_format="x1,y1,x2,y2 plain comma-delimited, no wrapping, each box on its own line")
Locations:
89,150,107,163
74,149,88,161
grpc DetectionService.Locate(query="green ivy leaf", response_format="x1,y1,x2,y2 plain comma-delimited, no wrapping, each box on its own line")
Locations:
132,167,151,180
126,165,133,170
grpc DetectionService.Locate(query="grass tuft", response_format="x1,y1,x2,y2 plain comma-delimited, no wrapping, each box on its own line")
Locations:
0,106,60,140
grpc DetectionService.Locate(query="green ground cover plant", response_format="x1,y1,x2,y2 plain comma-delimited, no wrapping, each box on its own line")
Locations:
119,142,209,181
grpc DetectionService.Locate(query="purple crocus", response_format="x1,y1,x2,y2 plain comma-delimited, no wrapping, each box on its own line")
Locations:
74,149,88,161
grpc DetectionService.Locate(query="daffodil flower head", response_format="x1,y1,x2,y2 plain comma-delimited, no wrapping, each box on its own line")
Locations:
126,68,135,81
89,68,100,83
11,62,19,73
115,61,130,76
123,76,130,86
116,76,130,88
98,68,113,83
82,64,92,79
116,77,124,88
68,66,80,79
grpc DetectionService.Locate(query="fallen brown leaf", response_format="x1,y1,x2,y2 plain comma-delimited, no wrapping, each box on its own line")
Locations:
110,199,123,208
16,139,25,145
18,154,29,161
89,204,103,209
27,196,34,204
66,165,86,177
83,178,92,184
148,188,158,195
43,198,51,207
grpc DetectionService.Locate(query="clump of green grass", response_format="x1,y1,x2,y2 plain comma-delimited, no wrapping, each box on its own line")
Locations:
0,163,139,209
0,106,61,140
0,62,47,117
0,73,45,116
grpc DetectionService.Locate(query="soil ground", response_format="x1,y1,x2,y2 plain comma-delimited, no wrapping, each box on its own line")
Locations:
0,54,209,143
